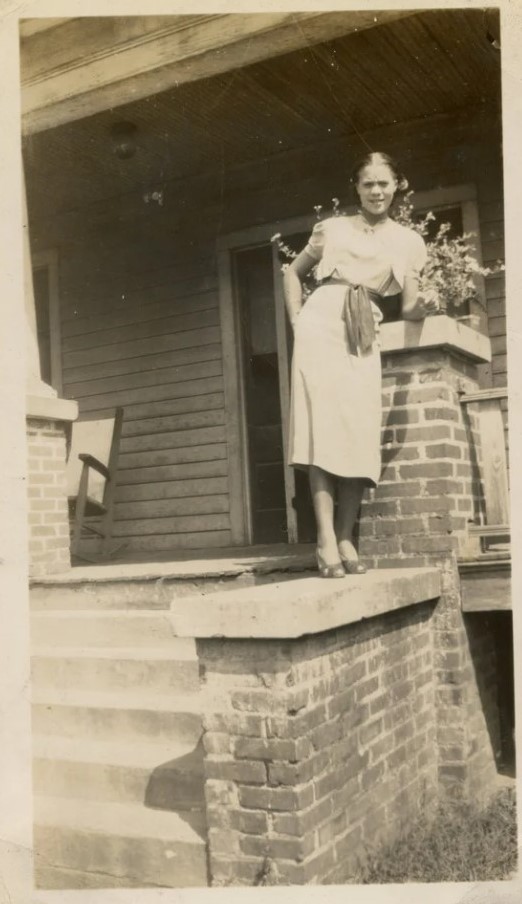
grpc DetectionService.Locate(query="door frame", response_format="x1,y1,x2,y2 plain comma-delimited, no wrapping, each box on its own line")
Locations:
217,213,314,545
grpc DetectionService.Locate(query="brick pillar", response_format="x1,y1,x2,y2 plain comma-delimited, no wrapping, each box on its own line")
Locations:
172,569,441,887
360,342,485,569
26,397,77,577
359,318,499,805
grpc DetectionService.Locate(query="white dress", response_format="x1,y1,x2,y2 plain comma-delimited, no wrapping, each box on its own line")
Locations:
288,215,427,484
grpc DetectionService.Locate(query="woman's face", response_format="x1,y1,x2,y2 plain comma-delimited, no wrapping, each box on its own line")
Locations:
355,163,397,218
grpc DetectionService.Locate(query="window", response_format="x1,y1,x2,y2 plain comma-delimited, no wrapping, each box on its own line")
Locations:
32,250,62,393
410,184,485,322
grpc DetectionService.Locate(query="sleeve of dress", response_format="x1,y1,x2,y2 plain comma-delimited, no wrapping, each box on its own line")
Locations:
304,220,325,261
392,228,428,289
404,231,428,278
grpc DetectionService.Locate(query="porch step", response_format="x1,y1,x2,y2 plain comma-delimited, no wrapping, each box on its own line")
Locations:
29,547,316,610
35,864,150,889
33,734,205,810
32,688,203,745
31,610,191,648
32,645,200,694
33,795,208,888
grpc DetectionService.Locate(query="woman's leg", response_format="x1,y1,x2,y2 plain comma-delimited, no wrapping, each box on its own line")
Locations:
309,465,339,563
336,478,366,561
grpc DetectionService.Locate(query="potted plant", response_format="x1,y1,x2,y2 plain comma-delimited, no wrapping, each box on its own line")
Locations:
393,192,503,328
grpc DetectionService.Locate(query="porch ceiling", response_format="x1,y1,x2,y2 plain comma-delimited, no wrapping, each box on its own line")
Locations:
23,8,500,221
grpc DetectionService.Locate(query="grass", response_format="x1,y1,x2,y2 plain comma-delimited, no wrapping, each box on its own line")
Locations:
354,787,517,884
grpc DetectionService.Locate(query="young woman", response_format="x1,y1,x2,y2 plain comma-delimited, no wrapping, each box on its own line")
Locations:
283,152,438,577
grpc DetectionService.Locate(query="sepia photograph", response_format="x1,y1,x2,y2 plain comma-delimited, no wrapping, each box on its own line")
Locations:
3,2,520,897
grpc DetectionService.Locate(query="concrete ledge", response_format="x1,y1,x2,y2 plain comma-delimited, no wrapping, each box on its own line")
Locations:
27,394,78,422
29,546,317,586
170,566,441,639
380,314,491,363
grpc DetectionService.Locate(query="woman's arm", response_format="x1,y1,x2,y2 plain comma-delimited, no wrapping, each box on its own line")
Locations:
401,273,439,321
282,249,317,328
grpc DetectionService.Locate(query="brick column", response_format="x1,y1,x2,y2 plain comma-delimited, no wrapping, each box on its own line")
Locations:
360,316,499,804
171,569,441,886
360,319,490,569
27,396,78,577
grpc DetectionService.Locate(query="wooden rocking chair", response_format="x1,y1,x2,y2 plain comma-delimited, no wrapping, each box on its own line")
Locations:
66,407,124,562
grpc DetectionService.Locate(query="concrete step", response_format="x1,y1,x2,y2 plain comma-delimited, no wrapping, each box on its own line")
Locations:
30,549,315,611
35,864,153,889
32,645,200,694
33,795,209,888
33,734,205,810
32,688,203,745
31,610,193,648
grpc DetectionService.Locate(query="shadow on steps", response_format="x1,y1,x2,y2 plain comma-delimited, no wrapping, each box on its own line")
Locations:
144,737,207,840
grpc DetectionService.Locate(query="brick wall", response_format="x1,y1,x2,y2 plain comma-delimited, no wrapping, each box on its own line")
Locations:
197,600,438,886
27,418,71,576
360,336,499,806
361,346,484,569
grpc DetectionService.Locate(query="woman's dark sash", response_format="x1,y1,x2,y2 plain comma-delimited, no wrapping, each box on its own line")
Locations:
320,278,382,355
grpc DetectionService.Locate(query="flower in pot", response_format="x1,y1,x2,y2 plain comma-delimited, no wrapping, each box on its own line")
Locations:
393,192,504,327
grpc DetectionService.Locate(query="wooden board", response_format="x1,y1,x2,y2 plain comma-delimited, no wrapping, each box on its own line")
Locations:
63,309,220,354
118,459,228,485
65,350,223,397
217,248,250,545
115,494,229,521
79,529,232,556
117,443,227,470
122,406,225,437
62,290,218,340
64,327,222,369
460,564,511,611
121,393,225,424
63,343,222,385
113,512,230,537
21,12,413,132
272,241,298,543
119,425,226,455
115,476,228,502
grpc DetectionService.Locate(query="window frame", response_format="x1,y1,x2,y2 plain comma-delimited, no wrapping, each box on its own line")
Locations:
32,248,62,394
406,182,487,329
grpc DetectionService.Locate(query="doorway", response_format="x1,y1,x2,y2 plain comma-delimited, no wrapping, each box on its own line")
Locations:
232,239,315,546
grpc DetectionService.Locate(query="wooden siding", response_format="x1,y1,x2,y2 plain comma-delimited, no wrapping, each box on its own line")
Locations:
57,241,232,551
27,102,505,553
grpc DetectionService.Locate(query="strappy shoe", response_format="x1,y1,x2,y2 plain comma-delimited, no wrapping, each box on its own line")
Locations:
340,557,367,575
316,550,345,579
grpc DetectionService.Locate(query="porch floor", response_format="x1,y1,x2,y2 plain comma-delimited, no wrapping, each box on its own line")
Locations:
43,543,318,584
36,543,512,614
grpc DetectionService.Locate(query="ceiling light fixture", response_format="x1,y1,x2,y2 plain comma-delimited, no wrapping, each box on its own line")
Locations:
110,121,138,159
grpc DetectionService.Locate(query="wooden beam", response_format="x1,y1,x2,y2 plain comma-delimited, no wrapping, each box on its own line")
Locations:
460,387,508,403
19,18,72,38
459,560,511,612
21,11,415,134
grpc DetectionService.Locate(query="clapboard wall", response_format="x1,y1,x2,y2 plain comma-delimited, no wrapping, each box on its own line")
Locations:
56,227,231,552
28,103,506,553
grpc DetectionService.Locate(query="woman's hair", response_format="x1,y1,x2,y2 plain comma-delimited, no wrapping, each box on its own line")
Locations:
350,152,409,193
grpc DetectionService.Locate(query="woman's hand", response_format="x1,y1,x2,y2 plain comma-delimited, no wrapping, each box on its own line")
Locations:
283,249,315,329
402,275,440,321
418,288,440,317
